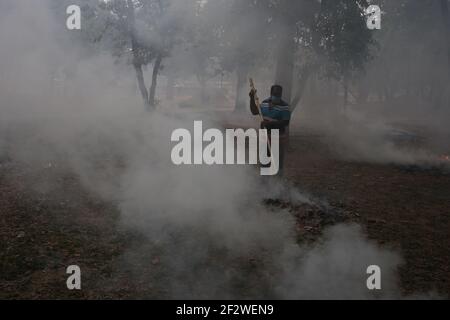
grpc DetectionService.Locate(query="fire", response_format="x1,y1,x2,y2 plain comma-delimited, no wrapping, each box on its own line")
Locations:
438,155,450,162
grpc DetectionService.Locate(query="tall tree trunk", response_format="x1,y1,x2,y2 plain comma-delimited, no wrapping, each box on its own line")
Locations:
274,23,296,103
127,0,150,110
149,53,163,109
134,63,149,107
291,66,314,113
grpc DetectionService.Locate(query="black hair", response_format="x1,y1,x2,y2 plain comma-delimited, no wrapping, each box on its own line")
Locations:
271,85,283,98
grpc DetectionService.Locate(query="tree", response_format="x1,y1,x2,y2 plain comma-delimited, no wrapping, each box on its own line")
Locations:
353,0,448,109
65,0,376,113
127,0,175,110
202,0,272,112
80,0,189,111
233,0,374,110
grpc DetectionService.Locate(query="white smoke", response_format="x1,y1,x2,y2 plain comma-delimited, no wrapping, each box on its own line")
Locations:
0,0,440,299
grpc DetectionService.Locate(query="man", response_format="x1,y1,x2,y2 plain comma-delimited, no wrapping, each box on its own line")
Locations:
249,84,291,175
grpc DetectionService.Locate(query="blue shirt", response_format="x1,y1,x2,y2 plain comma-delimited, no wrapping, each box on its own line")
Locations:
260,98,291,121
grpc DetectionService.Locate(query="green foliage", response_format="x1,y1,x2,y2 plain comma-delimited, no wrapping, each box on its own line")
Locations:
308,0,375,80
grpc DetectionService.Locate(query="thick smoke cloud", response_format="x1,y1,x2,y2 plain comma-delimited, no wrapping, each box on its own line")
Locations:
0,0,440,299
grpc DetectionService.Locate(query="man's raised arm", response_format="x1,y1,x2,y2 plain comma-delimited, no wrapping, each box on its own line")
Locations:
249,90,259,115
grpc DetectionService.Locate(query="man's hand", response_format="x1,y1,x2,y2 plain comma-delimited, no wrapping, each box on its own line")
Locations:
249,89,260,116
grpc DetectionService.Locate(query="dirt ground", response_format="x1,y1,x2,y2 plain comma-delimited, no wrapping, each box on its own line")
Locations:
285,130,450,296
0,124,449,299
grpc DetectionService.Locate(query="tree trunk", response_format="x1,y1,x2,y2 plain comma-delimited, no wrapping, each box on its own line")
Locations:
134,63,150,109
274,23,296,103
291,66,314,113
127,0,151,110
149,53,163,109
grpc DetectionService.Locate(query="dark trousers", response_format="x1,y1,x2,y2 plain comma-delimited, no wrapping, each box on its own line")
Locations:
261,125,286,176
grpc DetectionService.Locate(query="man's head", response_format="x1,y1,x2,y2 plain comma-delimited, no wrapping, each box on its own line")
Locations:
270,85,283,104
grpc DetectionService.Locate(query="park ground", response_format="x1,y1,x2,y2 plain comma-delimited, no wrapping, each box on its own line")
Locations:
0,112,449,299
